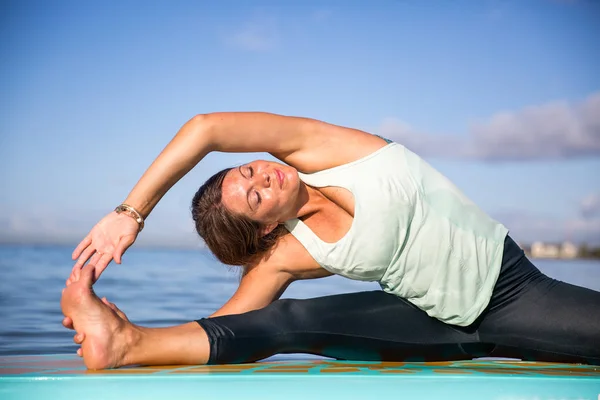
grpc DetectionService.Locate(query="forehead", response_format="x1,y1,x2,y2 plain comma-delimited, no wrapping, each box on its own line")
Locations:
221,168,247,214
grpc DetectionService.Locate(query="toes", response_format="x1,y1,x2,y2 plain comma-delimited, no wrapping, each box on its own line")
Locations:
79,264,95,286
73,333,85,344
62,317,74,330
66,271,77,286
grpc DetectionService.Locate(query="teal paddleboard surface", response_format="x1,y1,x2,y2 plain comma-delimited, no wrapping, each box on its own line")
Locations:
1,354,599,399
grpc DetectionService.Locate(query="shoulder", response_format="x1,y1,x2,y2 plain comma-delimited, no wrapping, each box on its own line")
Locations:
245,233,332,280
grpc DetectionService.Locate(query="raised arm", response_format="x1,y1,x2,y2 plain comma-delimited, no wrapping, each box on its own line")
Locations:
120,112,323,219
70,112,382,282
202,112,383,173
127,112,381,217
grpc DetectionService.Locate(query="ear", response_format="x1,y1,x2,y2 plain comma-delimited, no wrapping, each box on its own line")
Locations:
261,222,279,237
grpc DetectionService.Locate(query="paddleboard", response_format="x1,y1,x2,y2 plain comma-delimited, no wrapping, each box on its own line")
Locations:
1,354,598,399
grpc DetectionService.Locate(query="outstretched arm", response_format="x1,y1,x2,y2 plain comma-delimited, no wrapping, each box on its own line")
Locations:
71,112,382,281
123,112,380,218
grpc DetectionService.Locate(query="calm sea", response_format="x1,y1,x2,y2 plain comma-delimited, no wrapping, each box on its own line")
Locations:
1,244,599,356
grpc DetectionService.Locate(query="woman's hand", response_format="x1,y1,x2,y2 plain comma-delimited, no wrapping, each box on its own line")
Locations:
68,212,139,284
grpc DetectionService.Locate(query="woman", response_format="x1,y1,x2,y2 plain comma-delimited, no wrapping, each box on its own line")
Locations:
61,112,600,369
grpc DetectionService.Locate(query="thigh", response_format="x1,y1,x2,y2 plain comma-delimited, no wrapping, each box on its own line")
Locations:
479,259,600,364
199,291,482,364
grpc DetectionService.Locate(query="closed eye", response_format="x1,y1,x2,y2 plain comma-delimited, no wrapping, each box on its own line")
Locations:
255,190,261,206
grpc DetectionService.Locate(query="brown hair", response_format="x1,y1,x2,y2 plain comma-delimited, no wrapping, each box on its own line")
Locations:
191,167,288,266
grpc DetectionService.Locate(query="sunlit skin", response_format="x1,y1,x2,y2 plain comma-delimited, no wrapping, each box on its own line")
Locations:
63,160,333,369
221,160,315,236
62,112,389,369
56,111,596,369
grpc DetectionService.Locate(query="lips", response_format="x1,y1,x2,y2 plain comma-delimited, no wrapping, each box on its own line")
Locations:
275,169,284,189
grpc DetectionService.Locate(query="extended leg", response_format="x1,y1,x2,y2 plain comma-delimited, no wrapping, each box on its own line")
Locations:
61,267,210,369
198,291,485,364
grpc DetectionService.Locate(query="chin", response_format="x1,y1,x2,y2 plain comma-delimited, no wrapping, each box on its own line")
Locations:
286,169,300,191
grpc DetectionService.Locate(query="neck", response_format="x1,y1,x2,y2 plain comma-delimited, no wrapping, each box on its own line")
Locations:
292,183,327,220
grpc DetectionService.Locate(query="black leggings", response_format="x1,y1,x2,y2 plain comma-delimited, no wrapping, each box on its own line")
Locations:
197,236,600,365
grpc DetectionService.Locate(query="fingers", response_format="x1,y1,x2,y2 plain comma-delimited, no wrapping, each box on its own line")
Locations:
62,316,74,330
72,236,92,260
69,250,100,285
74,245,96,270
77,348,82,357
67,254,110,286
73,332,85,344
88,252,103,267
113,236,134,264
92,254,113,282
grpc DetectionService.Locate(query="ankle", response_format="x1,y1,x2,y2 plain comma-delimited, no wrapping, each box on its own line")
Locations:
119,323,144,367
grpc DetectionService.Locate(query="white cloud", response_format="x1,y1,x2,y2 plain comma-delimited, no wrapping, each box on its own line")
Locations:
378,92,600,161
378,118,461,157
466,93,600,160
225,15,279,52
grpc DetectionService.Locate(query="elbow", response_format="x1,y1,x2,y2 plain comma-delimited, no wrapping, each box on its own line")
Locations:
189,113,210,128
185,113,217,149
189,113,221,135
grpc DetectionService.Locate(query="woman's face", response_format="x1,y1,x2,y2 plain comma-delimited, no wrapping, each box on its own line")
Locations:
221,160,301,227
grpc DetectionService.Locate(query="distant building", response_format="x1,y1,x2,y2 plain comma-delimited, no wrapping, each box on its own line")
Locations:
560,242,578,259
531,242,559,259
530,241,579,259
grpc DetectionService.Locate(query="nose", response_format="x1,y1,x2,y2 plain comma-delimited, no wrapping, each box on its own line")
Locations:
250,168,270,188
260,171,271,188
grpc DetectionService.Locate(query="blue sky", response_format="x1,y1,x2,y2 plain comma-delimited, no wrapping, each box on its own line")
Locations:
1,0,599,248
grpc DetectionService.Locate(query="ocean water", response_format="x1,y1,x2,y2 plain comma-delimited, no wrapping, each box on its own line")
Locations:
0,244,599,356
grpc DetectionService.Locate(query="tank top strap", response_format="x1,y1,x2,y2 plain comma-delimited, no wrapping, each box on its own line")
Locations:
283,218,327,260
297,171,335,188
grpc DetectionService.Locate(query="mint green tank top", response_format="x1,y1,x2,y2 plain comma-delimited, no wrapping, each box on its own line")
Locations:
283,142,508,326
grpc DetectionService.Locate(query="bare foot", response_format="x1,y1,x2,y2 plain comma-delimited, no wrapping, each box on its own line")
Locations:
61,267,138,369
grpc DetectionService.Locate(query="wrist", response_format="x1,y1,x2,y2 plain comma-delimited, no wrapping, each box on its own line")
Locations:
122,197,152,219
114,204,145,232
